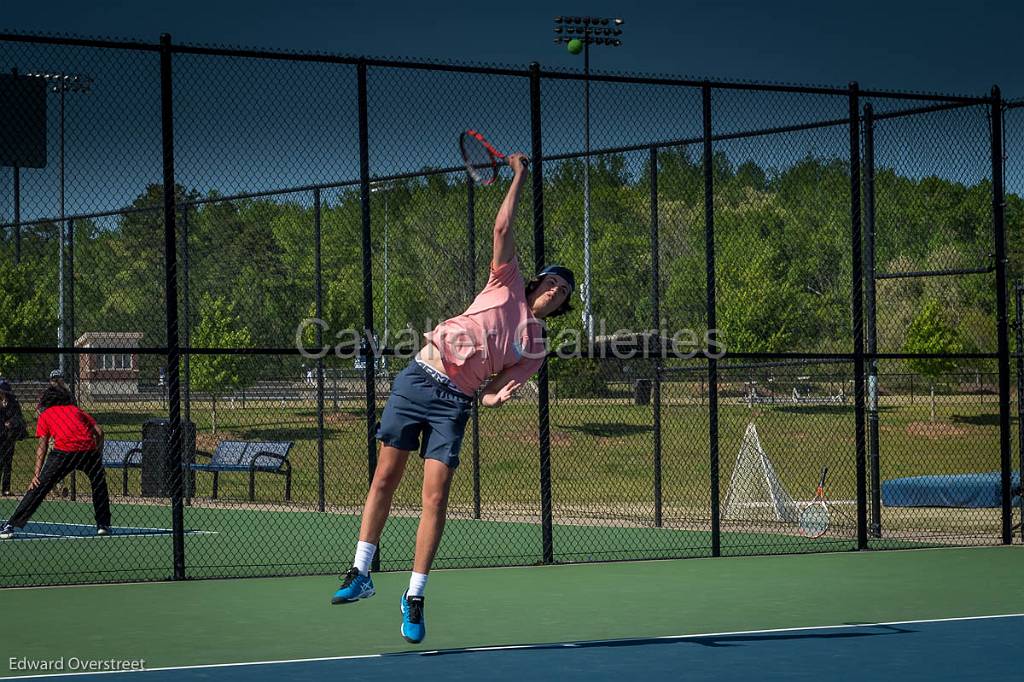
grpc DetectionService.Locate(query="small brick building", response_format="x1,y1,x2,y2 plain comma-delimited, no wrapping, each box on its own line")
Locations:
76,332,143,398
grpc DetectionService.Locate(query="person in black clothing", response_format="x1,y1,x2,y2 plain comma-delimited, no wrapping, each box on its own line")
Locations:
0,380,27,497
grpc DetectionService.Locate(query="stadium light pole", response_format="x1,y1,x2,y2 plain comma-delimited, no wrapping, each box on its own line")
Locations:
554,15,624,341
25,70,94,376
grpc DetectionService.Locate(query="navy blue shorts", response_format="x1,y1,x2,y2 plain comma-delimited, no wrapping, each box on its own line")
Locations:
375,361,473,469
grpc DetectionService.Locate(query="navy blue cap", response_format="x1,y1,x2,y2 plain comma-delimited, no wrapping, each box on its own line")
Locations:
537,265,576,296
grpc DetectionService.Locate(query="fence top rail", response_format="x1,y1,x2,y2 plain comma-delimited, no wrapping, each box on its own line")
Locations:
0,30,160,52
0,30,993,104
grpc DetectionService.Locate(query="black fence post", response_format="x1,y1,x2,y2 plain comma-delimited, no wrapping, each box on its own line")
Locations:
315,187,326,513
13,166,20,265
67,217,78,502
10,66,21,266
530,62,554,565
650,145,662,528
160,32,186,581
67,218,76,401
67,219,77,501
1014,283,1024,542
467,177,481,520
990,87,1012,544
357,60,380,571
849,82,868,550
703,83,720,557
181,205,191,433
862,103,882,539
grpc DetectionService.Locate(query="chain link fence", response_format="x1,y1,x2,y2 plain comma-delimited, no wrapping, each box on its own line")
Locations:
0,32,1019,587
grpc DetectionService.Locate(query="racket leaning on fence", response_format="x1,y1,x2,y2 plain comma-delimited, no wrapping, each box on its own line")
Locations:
459,129,528,186
798,467,830,538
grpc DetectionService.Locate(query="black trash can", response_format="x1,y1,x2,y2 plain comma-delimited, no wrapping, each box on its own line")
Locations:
634,379,652,406
141,419,196,498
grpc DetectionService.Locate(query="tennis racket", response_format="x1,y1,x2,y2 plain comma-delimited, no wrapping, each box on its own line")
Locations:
798,467,830,538
459,129,528,186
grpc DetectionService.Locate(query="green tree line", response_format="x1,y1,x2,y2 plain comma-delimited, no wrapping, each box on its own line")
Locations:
1,150,1020,389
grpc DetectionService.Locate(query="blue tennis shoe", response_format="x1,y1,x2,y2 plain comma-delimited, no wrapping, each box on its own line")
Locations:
331,567,375,604
400,590,426,644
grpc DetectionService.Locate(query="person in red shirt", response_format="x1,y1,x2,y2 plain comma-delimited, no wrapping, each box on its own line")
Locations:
0,386,111,539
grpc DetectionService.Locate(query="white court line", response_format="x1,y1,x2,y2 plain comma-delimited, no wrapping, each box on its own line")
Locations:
4,612,1022,680
2,522,216,542
5,530,217,542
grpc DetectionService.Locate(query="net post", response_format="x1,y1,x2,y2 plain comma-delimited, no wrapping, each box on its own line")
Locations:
848,82,869,550
357,59,380,571
703,82,720,557
990,86,1012,544
863,103,882,539
160,32,186,580
650,144,663,528
530,61,554,565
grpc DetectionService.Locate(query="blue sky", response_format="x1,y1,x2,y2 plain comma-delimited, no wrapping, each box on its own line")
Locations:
3,0,1021,97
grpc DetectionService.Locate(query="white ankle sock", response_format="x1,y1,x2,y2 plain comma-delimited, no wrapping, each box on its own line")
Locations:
407,571,428,597
354,541,376,576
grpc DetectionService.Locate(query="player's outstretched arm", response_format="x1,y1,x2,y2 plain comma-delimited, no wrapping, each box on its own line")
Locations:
30,437,48,489
491,153,529,268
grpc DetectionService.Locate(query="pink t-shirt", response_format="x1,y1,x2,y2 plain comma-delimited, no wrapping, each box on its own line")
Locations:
424,257,546,395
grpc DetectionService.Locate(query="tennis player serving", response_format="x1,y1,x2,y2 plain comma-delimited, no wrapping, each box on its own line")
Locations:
331,152,575,644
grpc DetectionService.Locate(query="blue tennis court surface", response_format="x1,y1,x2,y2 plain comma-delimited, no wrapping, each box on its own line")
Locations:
12,614,1021,681
0,521,210,540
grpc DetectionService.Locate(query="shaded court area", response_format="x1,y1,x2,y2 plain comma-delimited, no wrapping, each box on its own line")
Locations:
21,617,1016,682
1,546,1021,679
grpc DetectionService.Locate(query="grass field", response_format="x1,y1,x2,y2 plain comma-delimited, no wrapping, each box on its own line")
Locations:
0,388,1014,586
5,392,1005,507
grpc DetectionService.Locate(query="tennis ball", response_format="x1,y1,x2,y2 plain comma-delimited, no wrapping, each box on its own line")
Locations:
567,39,583,55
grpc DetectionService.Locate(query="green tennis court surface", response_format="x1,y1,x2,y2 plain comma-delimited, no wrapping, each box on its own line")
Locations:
1,546,1020,679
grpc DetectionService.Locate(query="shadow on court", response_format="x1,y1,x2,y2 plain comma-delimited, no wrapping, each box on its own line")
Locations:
558,422,652,438
403,624,914,657
949,413,1000,427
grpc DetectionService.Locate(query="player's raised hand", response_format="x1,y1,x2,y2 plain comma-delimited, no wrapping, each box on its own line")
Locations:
507,153,530,176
